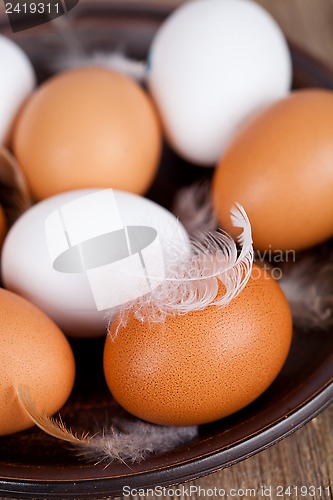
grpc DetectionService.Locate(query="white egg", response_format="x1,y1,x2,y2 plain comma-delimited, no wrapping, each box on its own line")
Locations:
147,0,292,165
0,35,36,144
1,189,190,338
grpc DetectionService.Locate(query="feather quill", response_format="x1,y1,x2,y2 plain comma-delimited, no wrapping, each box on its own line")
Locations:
114,203,253,324
17,386,198,464
173,181,333,331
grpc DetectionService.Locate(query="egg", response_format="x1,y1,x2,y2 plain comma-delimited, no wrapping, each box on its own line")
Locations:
1,188,190,338
104,265,292,426
0,35,36,145
0,288,75,436
12,67,162,201
147,0,291,165
213,89,333,252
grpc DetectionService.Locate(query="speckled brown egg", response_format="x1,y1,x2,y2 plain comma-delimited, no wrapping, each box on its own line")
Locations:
213,89,333,252
103,265,292,426
12,67,162,201
0,288,75,435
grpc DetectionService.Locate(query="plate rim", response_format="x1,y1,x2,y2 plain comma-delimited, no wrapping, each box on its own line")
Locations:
0,3,332,498
0,383,332,499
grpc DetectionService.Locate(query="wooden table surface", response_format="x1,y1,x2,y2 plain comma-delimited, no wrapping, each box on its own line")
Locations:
111,1,333,499
0,1,332,499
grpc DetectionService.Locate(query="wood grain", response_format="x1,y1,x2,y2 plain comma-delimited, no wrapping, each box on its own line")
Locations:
110,410,333,500
94,0,333,71
256,0,333,71
0,2,332,499
152,407,333,500
109,1,333,499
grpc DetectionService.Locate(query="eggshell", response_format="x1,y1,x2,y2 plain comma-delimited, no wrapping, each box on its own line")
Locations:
12,67,162,200
213,89,333,252
0,288,75,436
147,0,291,165
103,265,292,426
1,189,190,338
0,35,36,145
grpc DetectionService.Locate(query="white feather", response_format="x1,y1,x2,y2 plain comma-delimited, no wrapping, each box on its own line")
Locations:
52,50,147,82
17,386,198,464
114,204,253,324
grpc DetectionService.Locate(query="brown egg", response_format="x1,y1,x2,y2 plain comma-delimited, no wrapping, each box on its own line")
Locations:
213,89,333,251
0,288,75,435
12,67,162,201
104,265,292,426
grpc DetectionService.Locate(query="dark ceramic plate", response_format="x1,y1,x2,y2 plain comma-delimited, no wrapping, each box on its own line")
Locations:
0,3,333,499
